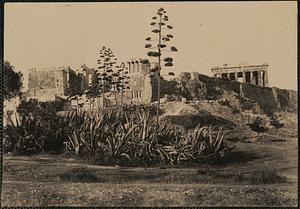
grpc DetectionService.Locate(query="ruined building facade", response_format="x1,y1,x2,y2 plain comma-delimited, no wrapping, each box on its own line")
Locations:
211,63,269,87
27,66,95,102
122,59,158,104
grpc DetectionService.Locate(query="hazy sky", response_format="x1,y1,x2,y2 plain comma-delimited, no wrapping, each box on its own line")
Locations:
4,2,297,90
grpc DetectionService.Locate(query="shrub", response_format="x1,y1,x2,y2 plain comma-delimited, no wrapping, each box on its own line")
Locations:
5,102,234,166
176,126,233,164
4,99,68,154
247,117,268,137
270,115,284,129
64,107,233,166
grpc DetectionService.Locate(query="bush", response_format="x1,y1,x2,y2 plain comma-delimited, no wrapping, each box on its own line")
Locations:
247,117,268,137
64,107,233,166
270,115,284,129
4,101,234,166
4,99,68,154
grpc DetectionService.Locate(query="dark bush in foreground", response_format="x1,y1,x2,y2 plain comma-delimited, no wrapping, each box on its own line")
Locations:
3,99,68,154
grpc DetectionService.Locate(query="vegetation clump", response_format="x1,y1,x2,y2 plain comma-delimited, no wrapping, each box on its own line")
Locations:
4,102,233,166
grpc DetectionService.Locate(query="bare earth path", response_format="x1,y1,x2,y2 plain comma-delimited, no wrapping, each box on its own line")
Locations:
1,137,297,207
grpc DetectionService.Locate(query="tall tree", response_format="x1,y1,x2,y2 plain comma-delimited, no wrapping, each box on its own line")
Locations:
145,7,177,142
97,46,117,109
115,62,130,105
3,61,23,100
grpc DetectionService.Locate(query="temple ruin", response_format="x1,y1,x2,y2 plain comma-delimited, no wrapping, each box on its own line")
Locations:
211,63,269,87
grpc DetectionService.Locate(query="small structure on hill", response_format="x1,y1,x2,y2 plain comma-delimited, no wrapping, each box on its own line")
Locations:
211,63,269,87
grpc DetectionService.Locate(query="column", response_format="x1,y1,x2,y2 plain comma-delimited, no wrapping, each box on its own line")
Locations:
250,71,254,84
128,62,131,74
242,71,246,83
132,61,135,73
257,70,262,86
234,72,238,82
263,70,269,87
136,61,139,73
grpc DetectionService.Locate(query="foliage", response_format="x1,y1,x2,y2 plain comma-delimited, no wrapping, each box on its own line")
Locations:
177,126,232,164
17,99,65,118
63,107,232,166
95,46,118,108
270,115,284,129
3,61,23,100
247,117,268,136
3,113,67,154
4,99,68,154
5,99,233,166
145,7,177,142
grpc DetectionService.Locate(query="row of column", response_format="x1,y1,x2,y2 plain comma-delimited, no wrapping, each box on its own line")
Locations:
128,61,140,74
131,90,142,99
217,70,268,87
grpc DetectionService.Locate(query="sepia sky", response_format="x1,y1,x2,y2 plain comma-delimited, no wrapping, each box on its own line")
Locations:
4,2,297,90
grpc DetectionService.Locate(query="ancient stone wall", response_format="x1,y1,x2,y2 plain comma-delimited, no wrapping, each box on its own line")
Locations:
27,67,83,101
124,73,153,104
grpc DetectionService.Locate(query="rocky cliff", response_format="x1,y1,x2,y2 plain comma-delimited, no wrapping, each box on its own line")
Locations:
196,74,297,114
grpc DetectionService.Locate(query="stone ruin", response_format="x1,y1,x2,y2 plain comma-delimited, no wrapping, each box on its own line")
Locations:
211,63,269,87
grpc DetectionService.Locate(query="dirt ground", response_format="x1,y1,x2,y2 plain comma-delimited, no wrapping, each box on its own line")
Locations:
1,132,298,207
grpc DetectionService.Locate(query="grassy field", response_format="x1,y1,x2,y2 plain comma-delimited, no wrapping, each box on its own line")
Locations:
1,133,297,207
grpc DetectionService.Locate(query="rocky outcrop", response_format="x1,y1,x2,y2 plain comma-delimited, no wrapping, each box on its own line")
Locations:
196,74,297,114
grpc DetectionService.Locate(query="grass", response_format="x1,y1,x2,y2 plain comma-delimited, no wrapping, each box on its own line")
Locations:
58,167,98,183
56,166,286,185
196,167,287,184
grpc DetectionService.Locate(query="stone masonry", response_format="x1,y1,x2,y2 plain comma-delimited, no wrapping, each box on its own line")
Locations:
27,66,93,102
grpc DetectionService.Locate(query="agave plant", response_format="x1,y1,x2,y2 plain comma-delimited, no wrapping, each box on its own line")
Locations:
4,113,46,154
178,125,231,164
63,106,233,166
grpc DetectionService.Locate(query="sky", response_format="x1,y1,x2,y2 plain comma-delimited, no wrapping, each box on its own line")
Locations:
4,2,297,90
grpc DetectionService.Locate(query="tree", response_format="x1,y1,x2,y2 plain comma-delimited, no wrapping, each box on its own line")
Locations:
97,46,118,109
247,117,268,137
116,62,130,105
145,7,177,142
3,61,23,100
